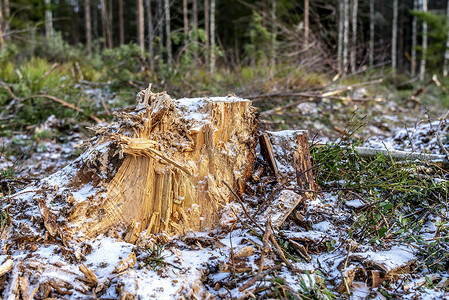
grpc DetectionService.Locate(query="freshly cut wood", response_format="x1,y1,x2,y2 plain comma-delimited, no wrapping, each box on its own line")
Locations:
23,88,258,243
259,130,318,228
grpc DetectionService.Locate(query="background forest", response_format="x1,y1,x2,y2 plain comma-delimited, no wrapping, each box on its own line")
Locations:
1,0,449,127
2,1,449,299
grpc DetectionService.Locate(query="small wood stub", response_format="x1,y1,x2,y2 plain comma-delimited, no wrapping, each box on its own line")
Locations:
259,133,279,180
293,131,317,198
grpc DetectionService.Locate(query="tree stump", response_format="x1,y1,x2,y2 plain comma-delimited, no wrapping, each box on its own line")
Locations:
34,89,258,243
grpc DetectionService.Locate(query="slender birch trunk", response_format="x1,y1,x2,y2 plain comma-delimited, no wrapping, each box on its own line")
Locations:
192,0,198,62
164,0,172,64
0,7,3,50
392,0,398,75
411,0,417,77
304,0,309,48
369,0,374,66
183,0,188,36
158,0,163,55
108,0,113,46
444,0,449,76
270,0,276,69
420,0,428,81
119,0,124,45
343,0,349,72
137,0,145,53
85,0,92,54
100,0,112,49
337,0,344,72
350,0,358,73
146,0,154,67
210,0,216,73
205,0,210,66
45,0,53,38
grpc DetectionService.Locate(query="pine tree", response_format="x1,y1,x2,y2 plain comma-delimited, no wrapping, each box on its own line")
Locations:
444,0,449,76
369,0,374,66
138,0,145,53
351,0,358,73
85,0,92,54
420,0,428,80
119,0,125,45
392,0,398,74
411,0,418,77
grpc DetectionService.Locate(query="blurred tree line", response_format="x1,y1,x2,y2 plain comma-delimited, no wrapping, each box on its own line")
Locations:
1,0,449,81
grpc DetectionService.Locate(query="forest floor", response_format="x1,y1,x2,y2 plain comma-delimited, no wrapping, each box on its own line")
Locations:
0,77,449,299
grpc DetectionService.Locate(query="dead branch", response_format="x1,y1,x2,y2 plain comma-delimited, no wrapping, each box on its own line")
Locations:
352,146,449,168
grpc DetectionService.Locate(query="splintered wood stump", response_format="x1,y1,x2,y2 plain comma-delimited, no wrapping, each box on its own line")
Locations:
38,89,258,243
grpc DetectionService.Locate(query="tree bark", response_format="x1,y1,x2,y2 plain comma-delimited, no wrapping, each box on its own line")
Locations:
183,0,188,36
420,0,428,81
45,0,53,38
337,0,343,72
350,0,358,73
146,0,154,68
85,0,92,54
119,0,124,45
392,0,398,75
411,0,417,77
343,0,349,72
137,0,145,53
444,0,449,77
304,0,309,48
210,0,216,73
164,0,172,64
369,0,374,66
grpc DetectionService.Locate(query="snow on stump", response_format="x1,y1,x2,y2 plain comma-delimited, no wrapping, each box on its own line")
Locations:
30,89,258,243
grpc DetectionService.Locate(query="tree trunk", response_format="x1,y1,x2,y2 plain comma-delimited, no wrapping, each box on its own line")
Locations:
210,0,215,73
411,0,417,77
100,0,112,49
420,0,428,81
444,0,449,77
392,0,398,75
337,0,344,72
26,90,258,243
205,0,210,66
369,0,374,66
183,0,188,36
158,0,163,55
270,0,276,70
0,6,3,50
137,0,145,53
343,0,349,72
192,0,198,62
350,0,358,73
85,0,92,54
119,0,124,45
146,0,154,69
4,0,9,19
108,0,113,46
164,0,172,64
93,0,99,41
304,0,309,48
45,0,53,38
